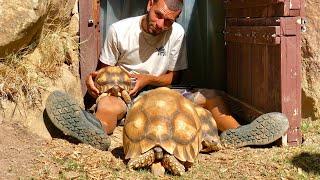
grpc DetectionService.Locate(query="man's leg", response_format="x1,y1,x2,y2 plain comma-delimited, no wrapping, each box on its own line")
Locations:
95,96,127,134
191,89,240,132
192,89,289,148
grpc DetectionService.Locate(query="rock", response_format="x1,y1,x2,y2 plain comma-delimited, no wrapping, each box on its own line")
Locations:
47,0,77,25
301,0,320,120
71,0,79,15
0,0,81,139
68,13,79,36
0,63,83,140
0,0,47,58
151,162,165,177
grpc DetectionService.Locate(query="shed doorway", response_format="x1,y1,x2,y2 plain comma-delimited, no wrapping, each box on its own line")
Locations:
79,0,304,145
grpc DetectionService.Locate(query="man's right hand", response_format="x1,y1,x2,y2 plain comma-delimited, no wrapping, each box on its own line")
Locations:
86,71,100,98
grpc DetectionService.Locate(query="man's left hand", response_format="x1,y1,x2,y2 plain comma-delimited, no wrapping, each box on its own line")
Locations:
129,73,152,96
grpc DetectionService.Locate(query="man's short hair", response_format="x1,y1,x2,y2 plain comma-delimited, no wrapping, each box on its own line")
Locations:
154,0,184,11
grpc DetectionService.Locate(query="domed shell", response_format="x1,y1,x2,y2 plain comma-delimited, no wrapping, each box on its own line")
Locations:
123,87,202,163
94,66,131,93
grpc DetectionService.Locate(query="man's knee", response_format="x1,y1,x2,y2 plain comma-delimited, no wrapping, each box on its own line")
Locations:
96,96,127,119
197,88,220,99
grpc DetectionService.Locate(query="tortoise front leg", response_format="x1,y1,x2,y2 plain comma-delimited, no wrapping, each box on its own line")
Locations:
127,150,155,170
162,154,185,176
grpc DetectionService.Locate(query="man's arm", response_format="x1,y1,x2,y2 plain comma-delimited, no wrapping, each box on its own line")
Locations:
129,71,180,96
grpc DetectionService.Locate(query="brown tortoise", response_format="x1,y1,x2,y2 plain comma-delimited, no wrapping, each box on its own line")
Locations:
123,87,222,176
94,66,132,104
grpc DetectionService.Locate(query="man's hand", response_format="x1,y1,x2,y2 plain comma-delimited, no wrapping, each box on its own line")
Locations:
128,71,178,96
86,71,100,98
129,73,151,96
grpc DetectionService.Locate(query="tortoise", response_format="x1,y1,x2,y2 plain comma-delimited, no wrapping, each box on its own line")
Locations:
123,87,222,176
94,66,132,104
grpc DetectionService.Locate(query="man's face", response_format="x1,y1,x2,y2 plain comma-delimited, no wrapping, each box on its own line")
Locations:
146,0,181,35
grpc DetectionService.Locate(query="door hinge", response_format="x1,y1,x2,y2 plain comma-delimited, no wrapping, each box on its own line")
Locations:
297,18,307,32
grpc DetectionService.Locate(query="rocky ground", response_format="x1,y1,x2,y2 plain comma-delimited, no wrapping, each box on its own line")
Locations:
1,119,320,180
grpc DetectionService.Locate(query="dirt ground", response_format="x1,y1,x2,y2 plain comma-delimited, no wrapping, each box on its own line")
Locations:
1,119,320,180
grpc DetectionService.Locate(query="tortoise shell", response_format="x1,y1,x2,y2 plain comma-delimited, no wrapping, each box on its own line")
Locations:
94,66,131,94
123,87,203,163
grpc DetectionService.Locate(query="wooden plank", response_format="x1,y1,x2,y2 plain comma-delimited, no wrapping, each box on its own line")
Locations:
300,0,305,16
287,128,302,145
225,26,281,45
225,0,285,9
290,0,301,9
251,44,268,111
267,44,282,112
94,0,101,57
288,0,303,146
226,0,304,18
79,0,100,95
289,9,301,16
238,44,252,104
227,42,239,97
226,17,300,36
227,17,279,26
279,17,300,35
250,44,282,113
281,36,301,144
226,3,288,18
225,0,300,10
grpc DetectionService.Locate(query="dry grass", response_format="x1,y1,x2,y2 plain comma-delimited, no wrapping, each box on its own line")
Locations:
0,44,40,103
3,119,320,179
0,0,79,105
29,123,320,180
37,24,78,79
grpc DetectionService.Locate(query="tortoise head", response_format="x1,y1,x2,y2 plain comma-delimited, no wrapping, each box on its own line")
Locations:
201,134,223,153
195,106,223,152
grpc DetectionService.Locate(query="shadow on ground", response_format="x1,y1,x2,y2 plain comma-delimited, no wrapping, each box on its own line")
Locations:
291,152,320,174
111,146,126,161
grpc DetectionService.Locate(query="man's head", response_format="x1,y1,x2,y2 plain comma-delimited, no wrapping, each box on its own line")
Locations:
145,0,183,35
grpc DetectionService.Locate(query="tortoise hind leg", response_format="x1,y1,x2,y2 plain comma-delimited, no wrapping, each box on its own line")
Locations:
121,90,132,104
127,150,155,170
162,154,185,176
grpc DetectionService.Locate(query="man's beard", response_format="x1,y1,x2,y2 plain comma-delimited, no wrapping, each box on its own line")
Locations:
145,13,161,36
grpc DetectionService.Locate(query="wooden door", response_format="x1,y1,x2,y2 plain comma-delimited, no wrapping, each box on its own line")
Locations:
79,0,101,95
224,0,304,145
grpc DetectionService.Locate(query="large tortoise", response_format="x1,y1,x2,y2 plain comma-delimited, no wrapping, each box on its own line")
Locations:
94,66,132,104
123,87,222,176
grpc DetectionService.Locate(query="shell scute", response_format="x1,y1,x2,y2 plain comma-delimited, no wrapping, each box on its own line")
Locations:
94,66,131,93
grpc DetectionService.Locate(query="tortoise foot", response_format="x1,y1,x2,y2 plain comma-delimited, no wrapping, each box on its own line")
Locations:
162,154,185,176
127,150,155,169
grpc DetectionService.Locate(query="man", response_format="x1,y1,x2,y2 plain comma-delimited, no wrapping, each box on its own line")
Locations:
46,0,289,150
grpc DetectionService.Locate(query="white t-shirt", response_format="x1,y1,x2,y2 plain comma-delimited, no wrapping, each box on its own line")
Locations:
99,15,187,76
